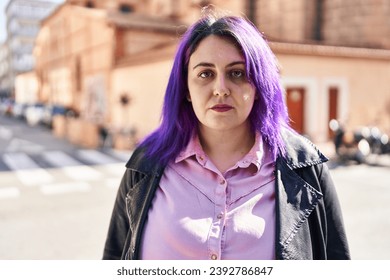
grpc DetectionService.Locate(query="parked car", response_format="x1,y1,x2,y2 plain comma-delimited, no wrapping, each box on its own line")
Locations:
25,103,45,126
41,104,67,128
12,103,28,119
41,104,79,128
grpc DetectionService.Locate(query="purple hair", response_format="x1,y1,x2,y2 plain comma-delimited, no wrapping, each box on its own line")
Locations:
139,14,290,166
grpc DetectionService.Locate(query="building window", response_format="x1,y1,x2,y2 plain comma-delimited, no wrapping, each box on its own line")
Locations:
119,4,133,13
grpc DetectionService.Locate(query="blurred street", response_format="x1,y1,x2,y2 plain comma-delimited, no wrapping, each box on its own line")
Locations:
0,114,389,260
0,114,130,259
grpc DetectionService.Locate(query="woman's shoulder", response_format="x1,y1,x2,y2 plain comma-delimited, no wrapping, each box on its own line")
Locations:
125,145,165,176
280,128,328,169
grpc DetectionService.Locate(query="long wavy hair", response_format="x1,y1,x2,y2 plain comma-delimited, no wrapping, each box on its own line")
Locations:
138,13,290,166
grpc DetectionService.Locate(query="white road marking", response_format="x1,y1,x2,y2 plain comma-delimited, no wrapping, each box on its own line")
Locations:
61,166,102,181
40,182,91,195
101,163,126,176
0,187,20,199
108,149,132,162
2,153,54,186
5,138,45,153
105,178,121,188
0,126,12,140
77,149,118,165
42,150,102,181
1,150,124,196
42,150,83,167
14,169,54,186
3,152,42,170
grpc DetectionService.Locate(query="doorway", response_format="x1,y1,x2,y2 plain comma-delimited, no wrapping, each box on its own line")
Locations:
286,87,305,134
328,86,339,138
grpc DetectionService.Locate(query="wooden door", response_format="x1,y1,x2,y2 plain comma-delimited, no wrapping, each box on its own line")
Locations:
286,87,305,134
328,87,339,138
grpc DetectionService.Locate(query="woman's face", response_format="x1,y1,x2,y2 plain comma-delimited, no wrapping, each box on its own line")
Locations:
187,35,256,134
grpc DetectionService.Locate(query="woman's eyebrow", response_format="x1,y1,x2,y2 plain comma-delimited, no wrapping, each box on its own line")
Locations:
226,61,245,67
192,62,215,70
192,61,245,70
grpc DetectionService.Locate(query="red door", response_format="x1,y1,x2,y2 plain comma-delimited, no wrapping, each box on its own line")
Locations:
286,87,305,134
328,87,339,138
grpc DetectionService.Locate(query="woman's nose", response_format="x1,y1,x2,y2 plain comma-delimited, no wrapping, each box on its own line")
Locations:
213,77,230,96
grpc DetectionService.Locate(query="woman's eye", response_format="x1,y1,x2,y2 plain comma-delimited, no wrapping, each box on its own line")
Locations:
198,71,213,79
230,70,244,78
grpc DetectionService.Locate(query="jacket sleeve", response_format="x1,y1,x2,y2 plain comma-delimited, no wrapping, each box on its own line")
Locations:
316,163,351,259
102,169,132,260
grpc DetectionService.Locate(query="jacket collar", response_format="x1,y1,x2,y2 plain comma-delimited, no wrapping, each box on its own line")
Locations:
125,147,164,177
281,128,328,168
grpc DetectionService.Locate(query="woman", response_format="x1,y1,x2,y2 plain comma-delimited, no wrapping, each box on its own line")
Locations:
103,11,350,260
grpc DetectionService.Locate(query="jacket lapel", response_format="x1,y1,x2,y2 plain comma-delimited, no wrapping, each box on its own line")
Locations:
275,129,327,259
275,159,323,259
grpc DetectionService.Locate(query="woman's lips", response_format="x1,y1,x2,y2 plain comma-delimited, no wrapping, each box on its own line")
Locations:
211,104,233,112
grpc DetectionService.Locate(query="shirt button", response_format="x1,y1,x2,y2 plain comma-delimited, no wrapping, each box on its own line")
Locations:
219,179,225,185
210,254,218,260
199,156,204,161
217,213,223,219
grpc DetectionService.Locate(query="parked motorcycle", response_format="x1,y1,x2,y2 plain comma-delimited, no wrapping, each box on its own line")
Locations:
381,133,390,154
329,119,371,164
361,126,390,155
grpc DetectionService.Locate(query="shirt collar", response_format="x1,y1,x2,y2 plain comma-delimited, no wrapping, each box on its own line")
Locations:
175,132,265,172
235,132,264,172
175,134,207,165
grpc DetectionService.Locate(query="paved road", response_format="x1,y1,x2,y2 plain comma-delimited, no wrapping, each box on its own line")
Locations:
330,163,390,260
0,114,130,259
0,114,389,259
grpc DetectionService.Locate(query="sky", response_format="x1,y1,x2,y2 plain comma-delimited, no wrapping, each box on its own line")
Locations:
0,0,65,43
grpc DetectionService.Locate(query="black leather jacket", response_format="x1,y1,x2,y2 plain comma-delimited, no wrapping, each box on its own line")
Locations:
103,129,350,260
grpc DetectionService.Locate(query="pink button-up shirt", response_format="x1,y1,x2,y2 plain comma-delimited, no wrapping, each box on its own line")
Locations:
140,133,276,260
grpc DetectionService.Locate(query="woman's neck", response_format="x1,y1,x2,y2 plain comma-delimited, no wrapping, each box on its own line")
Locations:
198,124,255,173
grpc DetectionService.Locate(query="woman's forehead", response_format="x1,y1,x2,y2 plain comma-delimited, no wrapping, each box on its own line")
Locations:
188,35,244,66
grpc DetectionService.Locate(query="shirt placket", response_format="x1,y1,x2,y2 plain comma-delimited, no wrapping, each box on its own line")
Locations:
208,175,227,260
